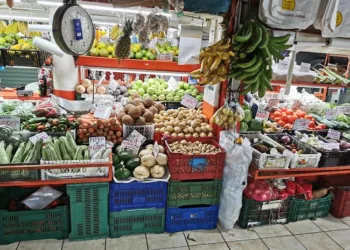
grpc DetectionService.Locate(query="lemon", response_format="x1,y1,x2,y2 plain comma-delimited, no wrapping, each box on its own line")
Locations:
11,44,21,50
97,42,106,49
18,39,25,45
133,43,141,51
107,45,114,54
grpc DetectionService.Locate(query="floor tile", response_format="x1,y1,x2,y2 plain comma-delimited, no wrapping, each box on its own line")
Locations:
184,229,224,246
63,239,105,250
161,248,189,250
263,236,306,250
285,220,322,235
342,217,350,226
189,243,229,250
106,235,147,250
227,239,268,250
146,232,187,250
218,224,259,242
0,242,19,250
327,229,350,250
313,215,350,231
253,224,292,238
296,232,343,250
18,240,62,250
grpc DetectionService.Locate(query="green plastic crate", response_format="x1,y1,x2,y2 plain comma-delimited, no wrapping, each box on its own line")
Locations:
67,182,109,241
288,193,332,222
238,196,292,229
109,208,165,237
167,180,222,207
0,205,69,245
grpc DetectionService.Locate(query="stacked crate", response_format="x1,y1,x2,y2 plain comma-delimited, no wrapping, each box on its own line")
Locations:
165,138,225,233
108,181,168,237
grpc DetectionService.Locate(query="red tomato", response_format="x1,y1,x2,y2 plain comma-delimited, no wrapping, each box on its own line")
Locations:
319,124,327,129
298,111,306,118
284,123,292,130
292,114,298,121
281,112,287,116
286,109,294,115
278,120,285,127
305,115,312,120
270,115,275,120
281,108,288,112
274,117,281,122
315,126,322,130
282,115,288,122
308,121,315,128
274,111,281,117
287,115,294,123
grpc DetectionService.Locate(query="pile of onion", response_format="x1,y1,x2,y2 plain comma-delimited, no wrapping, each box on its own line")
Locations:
243,180,273,202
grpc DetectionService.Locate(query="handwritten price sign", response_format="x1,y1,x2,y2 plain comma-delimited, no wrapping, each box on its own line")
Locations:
327,129,341,140
267,99,280,108
0,116,20,131
325,109,337,120
293,119,310,130
255,110,270,121
29,132,50,144
337,106,350,115
181,94,199,109
264,92,279,100
89,137,106,156
323,142,340,151
121,130,147,155
94,105,112,119
153,141,160,157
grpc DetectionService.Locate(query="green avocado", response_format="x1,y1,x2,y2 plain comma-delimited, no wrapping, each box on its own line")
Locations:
115,167,131,180
118,151,134,162
125,158,141,171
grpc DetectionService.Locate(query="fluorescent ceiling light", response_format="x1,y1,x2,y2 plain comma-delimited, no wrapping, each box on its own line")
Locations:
0,14,49,21
93,21,119,26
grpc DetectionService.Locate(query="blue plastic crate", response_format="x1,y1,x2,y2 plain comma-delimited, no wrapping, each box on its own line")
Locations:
165,205,219,233
109,181,168,212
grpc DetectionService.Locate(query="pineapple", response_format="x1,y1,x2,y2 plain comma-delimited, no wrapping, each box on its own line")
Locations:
115,19,133,59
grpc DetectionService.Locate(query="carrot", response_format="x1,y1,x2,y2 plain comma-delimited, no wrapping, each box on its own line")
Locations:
99,124,104,130
77,129,83,135
103,127,109,132
108,130,114,136
107,135,112,141
88,127,95,133
112,139,118,144
78,118,93,125
103,132,108,137
97,130,103,135
117,137,123,143
116,131,122,137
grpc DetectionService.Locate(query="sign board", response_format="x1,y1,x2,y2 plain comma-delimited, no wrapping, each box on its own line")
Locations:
267,99,280,108
327,129,341,140
108,80,118,91
121,130,147,155
337,106,350,115
29,132,49,144
325,109,337,120
94,105,112,119
255,110,270,121
181,94,198,109
293,119,310,130
323,142,340,151
0,116,20,131
264,92,280,100
89,137,106,156
299,63,311,72
153,141,160,158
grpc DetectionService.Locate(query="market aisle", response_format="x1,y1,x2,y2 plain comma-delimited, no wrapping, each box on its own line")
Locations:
1,215,350,250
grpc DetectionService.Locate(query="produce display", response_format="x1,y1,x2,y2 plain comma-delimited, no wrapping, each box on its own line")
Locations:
230,20,292,96
22,116,78,132
89,40,116,58
168,140,221,155
294,132,346,152
129,43,157,60
155,41,179,57
277,135,305,154
251,137,284,156
154,108,213,138
314,66,350,85
211,102,244,130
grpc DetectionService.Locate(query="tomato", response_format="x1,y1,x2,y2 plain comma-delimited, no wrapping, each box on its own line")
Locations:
274,117,281,122
319,124,327,129
270,115,275,120
281,112,287,117
286,109,294,115
281,108,287,112
287,115,294,123
278,120,285,127
305,115,312,120
274,111,281,117
281,115,288,122
298,111,306,118
284,123,292,130
308,121,315,128
292,114,298,121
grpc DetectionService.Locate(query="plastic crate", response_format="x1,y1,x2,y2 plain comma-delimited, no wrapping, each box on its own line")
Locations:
67,182,109,241
238,196,292,229
167,180,222,207
109,182,168,212
0,49,4,66
165,205,219,233
165,138,225,180
4,49,45,67
109,208,165,237
0,205,69,245
288,193,332,222
0,169,40,181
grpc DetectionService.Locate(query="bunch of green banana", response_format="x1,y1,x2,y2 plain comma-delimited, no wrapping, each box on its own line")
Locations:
210,102,245,130
110,25,120,40
230,20,292,98
190,38,236,85
0,21,7,34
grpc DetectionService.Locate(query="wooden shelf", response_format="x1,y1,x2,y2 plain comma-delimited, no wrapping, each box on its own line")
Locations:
76,56,200,73
249,164,350,180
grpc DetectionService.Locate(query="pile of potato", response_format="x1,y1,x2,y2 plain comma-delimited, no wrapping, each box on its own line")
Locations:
154,108,214,138
118,97,165,125
168,140,221,155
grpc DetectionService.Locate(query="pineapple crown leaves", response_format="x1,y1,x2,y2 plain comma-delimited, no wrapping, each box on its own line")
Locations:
123,19,134,36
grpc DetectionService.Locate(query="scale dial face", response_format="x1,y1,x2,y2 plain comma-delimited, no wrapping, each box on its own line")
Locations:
53,4,95,55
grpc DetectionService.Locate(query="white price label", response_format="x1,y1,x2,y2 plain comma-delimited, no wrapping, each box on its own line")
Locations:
268,99,280,108
337,106,350,115
264,92,279,100
323,142,340,151
278,60,289,71
299,62,311,72
327,129,341,140
325,109,337,120
108,80,118,91
29,132,49,144
121,130,147,155
293,119,310,130
181,94,199,109
94,105,112,119
0,116,20,131
255,110,270,121
171,39,179,47
167,76,179,91
153,141,160,157
89,137,106,156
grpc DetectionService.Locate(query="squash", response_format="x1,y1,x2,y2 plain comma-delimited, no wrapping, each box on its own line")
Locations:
125,158,141,171
0,125,13,142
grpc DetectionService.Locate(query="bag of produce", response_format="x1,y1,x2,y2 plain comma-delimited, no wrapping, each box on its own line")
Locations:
218,131,252,231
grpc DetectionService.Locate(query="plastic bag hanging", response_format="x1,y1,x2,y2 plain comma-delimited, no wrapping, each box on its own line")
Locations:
211,99,245,130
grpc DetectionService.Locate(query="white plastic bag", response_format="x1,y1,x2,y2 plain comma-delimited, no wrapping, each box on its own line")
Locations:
218,131,252,231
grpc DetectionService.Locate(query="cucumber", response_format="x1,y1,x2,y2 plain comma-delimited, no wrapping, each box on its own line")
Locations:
73,146,84,160
42,146,48,161
22,141,33,162
31,139,43,163
59,140,71,160
47,144,59,161
11,142,25,163
0,141,9,164
5,143,13,162
66,132,77,152
60,136,74,159
53,138,62,160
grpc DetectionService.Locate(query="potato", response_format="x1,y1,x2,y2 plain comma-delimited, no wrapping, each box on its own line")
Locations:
178,133,185,137
174,126,182,133
193,133,199,138
188,127,194,133
200,132,207,137
200,126,208,132
185,134,191,138
171,132,178,137
183,128,189,133
195,127,202,133
166,126,174,132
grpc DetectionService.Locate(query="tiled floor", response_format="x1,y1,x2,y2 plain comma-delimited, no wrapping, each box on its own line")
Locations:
2,215,350,250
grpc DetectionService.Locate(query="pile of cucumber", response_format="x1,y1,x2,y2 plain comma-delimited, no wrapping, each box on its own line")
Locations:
0,139,43,165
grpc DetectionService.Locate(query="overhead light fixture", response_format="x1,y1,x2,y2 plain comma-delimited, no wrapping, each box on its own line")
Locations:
37,0,171,17
0,14,49,22
93,21,120,26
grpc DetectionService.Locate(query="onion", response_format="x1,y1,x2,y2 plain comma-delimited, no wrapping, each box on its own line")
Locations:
82,79,92,88
87,85,94,94
75,85,86,94
280,135,292,145
96,85,107,94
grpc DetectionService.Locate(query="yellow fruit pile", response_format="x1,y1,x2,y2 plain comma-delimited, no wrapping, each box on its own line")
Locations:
89,40,116,58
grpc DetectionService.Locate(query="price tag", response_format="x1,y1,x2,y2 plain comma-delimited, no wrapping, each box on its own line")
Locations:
264,92,279,100
0,116,20,131
327,129,341,140
121,130,147,155
337,106,350,115
267,99,280,108
153,141,160,157
325,109,337,120
89,137,106,156
167,76,178,91
181,94,199,109
323,142,340,151
293,119,310,130
255,110,270,121
108,80,118,91
299,62,311,72
278,60,289,71
94,105,112,119
29,132,49,144
171,39,178,47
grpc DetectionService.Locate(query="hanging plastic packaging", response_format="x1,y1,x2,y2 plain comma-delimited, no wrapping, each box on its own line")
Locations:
22,186,63,210
218,131,252,231
259,0,322,29
184,0,231,15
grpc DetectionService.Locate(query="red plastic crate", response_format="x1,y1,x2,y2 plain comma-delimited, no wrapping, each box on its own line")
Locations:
165,138,225,180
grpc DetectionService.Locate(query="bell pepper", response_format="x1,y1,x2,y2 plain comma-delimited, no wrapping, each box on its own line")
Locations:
59,117,68,125
27,117,47,124
27,123,41,132
37,124,45,132
51,126,58,132
58,124,67,131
